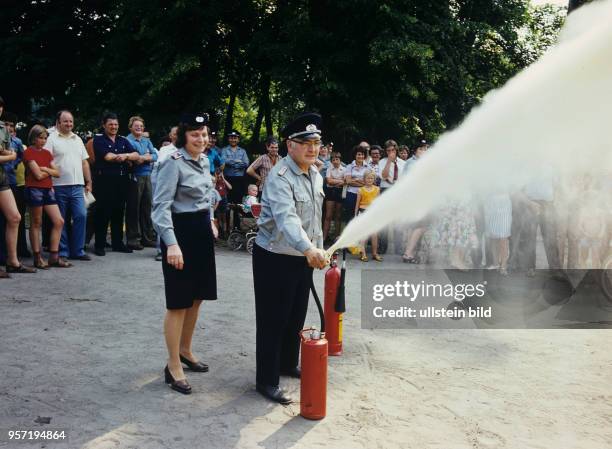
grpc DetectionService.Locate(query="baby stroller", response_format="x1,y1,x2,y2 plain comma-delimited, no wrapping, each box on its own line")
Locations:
227,203,262,254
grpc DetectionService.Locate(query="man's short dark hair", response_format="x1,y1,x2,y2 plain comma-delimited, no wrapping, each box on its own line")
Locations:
101,112,118,124
266,136,278,146
370,145,382,153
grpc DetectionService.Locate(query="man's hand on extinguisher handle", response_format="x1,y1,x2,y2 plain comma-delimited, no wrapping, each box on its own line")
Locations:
304,247,327,269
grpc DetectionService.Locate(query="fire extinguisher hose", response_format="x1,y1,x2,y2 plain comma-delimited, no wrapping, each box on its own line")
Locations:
310,275,326,333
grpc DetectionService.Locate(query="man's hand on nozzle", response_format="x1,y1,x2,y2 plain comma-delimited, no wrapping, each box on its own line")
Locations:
304,247,327,269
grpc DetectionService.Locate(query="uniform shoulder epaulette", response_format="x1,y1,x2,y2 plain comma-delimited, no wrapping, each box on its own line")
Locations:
278,166,288,176
171,151,183,160
95,133,103,136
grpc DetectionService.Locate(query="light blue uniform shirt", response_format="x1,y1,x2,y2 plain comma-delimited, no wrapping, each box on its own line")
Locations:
221,145,249,176
126,133,158,177
256,156,325,256
152,148,215,246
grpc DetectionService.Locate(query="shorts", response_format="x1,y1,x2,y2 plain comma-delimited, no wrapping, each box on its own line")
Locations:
216,197,228,213
0,166,9,192
325,186,343,203
25,187,57,207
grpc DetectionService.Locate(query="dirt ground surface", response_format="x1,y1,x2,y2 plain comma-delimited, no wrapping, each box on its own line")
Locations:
0,246,610,449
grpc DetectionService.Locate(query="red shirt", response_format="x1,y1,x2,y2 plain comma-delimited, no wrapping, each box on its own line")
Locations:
24,146,54,189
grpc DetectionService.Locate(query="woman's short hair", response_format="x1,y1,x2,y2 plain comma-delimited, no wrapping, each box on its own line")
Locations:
128,115,145,129
330,152,342,160
175,122,208,149
352,145,366,159
384,139,398,150
28,124,48,145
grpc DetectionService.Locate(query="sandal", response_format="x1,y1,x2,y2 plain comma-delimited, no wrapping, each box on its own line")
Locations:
402,255,418,264
0,270,10,278
48,257,73,268
6,264,37,274
373,254,383,262
33,252,49,270
360,253,369,262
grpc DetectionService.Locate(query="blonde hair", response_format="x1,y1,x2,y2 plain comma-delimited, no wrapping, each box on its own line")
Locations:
363,169,376,180
248,184,258,192
128,115,145,129
28,125,48,145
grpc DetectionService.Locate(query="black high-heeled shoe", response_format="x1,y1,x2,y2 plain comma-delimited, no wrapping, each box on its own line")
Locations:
164,365,191,394
180,354,209,372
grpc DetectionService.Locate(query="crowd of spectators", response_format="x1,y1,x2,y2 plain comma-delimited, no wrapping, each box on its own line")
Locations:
0,97,609,278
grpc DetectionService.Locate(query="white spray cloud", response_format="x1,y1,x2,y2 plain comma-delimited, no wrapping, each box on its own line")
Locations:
328,0,612,256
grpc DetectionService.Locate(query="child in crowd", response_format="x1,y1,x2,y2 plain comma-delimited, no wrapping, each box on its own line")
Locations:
24,125,71,268
215,169,231,237
241,184,259,215
354,170,382,262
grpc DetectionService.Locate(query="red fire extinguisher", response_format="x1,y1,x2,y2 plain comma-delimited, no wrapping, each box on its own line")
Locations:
300,250,347,420
300,327,327,420
324,251,346,356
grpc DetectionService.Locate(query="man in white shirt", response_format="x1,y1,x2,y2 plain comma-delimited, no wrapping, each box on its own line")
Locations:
45,110,92,260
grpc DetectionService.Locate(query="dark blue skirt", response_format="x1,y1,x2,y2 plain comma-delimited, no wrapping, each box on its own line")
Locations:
161,210,217,309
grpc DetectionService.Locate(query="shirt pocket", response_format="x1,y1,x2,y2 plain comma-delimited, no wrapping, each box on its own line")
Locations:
294,191,310,217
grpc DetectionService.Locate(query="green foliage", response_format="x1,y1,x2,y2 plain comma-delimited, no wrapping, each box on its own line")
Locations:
0,0,565,153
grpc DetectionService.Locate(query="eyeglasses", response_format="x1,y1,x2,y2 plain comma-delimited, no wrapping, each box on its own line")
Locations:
291,139,322,149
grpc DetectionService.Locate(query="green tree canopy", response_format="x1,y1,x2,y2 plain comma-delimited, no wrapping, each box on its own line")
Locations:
0,0,565,155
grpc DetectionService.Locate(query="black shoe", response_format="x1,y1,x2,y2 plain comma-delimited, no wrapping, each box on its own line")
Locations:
180,354,209,372
69,254,92,261
155,253,163,262
112,245,133,253
280,367,301,379
164,366,191,395
256,384,292,404
94,248,106,256
127,243,144,251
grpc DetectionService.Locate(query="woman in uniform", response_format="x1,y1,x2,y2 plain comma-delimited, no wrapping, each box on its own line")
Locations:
152,113,218,394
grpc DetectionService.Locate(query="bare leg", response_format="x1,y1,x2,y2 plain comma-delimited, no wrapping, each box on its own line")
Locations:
164,308,187,380
403,227,425,258
333,203,342,239
489,238,500,268
29,206,43,255
0,190,22,267
500,238,510,269
179,300,203,362
44,204,65,253
371,233,379,256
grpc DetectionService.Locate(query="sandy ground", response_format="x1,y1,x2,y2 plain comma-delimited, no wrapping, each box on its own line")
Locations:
0,246,611,449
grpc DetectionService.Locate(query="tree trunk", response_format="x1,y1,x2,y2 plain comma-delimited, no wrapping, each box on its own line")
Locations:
251,101,264,151
261,75,273,137
223,90,237,143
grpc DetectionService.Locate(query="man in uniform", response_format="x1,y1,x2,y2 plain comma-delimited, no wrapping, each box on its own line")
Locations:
92,112,140,256
252,112,328,404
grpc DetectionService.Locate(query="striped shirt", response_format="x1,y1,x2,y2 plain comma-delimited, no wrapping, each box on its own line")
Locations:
249,153,282,189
